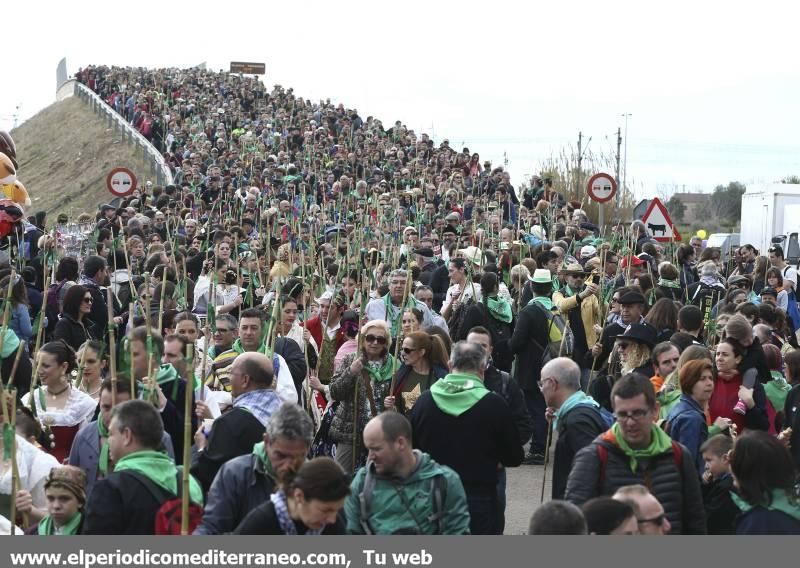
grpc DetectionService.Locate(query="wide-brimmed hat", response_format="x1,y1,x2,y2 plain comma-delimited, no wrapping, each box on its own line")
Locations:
459,246,484,266
614,323,657,348
530,269,553,283
559,263,588,276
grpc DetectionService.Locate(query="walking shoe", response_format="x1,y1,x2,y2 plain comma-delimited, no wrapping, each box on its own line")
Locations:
523,452,545,465
733,399,747,416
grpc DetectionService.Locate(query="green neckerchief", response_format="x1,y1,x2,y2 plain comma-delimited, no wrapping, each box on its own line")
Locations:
140,364,180,403
609,422,674,473
252,441,277,482
1,328,20,358
38,512,82,536
383,293,416,338
731,489,800,522
484,296,512,323
365,355,397,384
765,372,792,413
232,338,273,356
657,278,682,289
114,450,203,505
562,284,577,298
554,390,600,429
97,417,110,475
430,372,490,417
529,296,554,310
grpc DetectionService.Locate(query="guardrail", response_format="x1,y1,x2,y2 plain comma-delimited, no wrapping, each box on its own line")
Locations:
56,78,174,188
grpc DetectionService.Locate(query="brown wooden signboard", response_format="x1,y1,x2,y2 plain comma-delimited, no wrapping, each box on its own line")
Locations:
229,62,266,75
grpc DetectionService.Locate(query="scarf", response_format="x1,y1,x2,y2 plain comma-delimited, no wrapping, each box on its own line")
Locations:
0,328,20,358
605,422,674,473
657,278,682,289
97,418,110,476
562,284,577,298
139,364,180,403
529,296,553,310
699,275,720,287
271,489,324,535
114,450,203,505
485,296,512,323
252,441,278,481
365,355,396,384
731,489,800,522
38,512,82,536
234,389,282,426
765,372,792,413
383,294,415,338
554,390,600,429
430,372,490,416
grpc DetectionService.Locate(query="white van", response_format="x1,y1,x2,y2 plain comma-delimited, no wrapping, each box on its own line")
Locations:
706,233,740,263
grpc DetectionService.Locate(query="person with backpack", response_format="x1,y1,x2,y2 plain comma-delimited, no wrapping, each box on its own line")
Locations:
512,268,570,465
454,272,514,371
564,373,707,534
539,357,612,500
553,263,602,376
409,341,523,534
83,400,204,534
345,412,470,535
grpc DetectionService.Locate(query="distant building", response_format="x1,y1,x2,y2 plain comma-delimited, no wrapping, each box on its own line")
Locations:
634,199,651,220
671,192,711,225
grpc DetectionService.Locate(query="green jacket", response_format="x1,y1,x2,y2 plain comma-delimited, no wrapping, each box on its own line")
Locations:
345,451,471,535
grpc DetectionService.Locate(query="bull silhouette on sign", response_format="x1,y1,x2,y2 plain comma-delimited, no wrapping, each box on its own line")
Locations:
648,223,667,236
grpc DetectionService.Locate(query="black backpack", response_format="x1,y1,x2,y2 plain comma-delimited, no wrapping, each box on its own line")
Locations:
477,302,514,372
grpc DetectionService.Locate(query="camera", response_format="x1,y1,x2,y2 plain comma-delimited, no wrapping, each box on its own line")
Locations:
225,270,237,285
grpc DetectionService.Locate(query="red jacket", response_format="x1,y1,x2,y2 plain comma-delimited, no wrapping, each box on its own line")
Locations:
303,316,346,353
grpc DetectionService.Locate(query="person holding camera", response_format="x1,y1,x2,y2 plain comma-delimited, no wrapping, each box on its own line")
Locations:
193,258,243,323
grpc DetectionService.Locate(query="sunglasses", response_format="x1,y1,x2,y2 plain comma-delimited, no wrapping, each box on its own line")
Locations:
402,347,417,354
83,297,93,304
365,335,387,345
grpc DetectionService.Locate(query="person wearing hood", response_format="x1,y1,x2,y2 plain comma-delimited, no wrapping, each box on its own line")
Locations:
539,357,609,500
83,400,204,534
345,413,470,535
409,341,523,534
687,260,726,310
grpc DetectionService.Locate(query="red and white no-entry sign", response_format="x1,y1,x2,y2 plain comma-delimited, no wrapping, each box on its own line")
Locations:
586,172,617,203
106,167,137,197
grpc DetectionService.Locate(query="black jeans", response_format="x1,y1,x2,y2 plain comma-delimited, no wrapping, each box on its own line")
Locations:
524,390,547,454
466,492,498,535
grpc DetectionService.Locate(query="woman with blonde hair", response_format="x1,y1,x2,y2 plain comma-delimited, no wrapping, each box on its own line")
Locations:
328,320,397,474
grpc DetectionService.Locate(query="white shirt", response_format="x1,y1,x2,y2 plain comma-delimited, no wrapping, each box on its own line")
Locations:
782,265,797,291
441,282,481,315
274,353,299,404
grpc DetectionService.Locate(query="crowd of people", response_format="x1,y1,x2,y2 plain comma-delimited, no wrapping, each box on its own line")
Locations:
0,62,798,536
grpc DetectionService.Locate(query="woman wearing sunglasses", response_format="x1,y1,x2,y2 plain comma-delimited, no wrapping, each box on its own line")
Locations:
52,285,96,353
384,331,449,415
328,320,397,475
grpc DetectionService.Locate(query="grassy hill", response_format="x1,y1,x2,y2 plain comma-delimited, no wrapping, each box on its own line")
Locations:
10,96,151,218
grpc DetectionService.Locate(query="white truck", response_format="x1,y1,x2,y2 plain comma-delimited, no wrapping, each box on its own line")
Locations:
739,184,800,256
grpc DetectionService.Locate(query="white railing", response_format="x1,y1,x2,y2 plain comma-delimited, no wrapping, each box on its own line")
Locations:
56,78,174,188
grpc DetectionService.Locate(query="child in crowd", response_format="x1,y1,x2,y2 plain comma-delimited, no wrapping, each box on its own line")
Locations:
700,434,738,534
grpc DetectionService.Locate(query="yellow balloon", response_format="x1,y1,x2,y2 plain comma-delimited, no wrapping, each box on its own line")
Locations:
696,229,707,239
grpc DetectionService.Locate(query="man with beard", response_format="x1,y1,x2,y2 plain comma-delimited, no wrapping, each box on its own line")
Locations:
194,403,313,534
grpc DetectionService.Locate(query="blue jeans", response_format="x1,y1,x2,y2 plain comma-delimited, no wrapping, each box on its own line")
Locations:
466,492,498,535
524,390,547,454
495,468,507,535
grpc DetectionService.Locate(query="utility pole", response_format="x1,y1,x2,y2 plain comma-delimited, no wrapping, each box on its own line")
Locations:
622,113,631,200
577,132,582,198
615,127,622,206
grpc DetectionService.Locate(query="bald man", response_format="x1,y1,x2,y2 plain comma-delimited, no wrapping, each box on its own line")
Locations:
191,352,283,493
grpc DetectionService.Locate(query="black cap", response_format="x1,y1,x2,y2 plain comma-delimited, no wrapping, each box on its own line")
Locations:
614,323,658,348
617,291,646,305
413,247,434,258
760,286,778,297
443,224,459,235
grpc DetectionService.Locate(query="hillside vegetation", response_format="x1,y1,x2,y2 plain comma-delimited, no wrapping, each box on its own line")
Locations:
10,96,151,217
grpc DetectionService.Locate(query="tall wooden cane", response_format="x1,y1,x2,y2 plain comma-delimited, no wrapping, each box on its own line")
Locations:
180,344,194,535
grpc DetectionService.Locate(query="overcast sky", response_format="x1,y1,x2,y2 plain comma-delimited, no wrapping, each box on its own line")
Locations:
4,0,800,198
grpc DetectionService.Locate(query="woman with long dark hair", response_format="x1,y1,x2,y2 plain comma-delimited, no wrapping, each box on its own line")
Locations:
53,285,95,353
385,331,449,415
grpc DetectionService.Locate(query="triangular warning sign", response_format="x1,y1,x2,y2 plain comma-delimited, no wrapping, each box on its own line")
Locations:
641,197,681,242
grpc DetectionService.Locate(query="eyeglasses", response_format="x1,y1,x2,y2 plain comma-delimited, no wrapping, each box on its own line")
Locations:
610,298,620,303
365,335,387,345
537,377,556,390
215,327,235,333
83,297,93,304
402,347,418,354
637,513,666,527
614,409,651,422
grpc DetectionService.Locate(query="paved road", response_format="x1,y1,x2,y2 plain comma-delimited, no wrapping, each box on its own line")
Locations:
505,463,550,535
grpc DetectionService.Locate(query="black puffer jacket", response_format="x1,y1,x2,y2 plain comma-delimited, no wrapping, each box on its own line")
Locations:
564,434,707,534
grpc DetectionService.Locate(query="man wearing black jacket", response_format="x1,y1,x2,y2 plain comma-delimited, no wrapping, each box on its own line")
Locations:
467,327,532,533
539,357,608,499
410,341,523,535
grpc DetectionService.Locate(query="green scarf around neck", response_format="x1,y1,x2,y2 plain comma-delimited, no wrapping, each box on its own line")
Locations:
252,441,277,482
430,372,489,416
731,489,800,522
384,294,415,338
529,296,554,310
365,354,397,383
97,417,110,476
38,512,82,535
0,328,20,358
114,450,203,505
485,296,512,323
657,278,682,289
765,372,792,412
610,422,674,473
